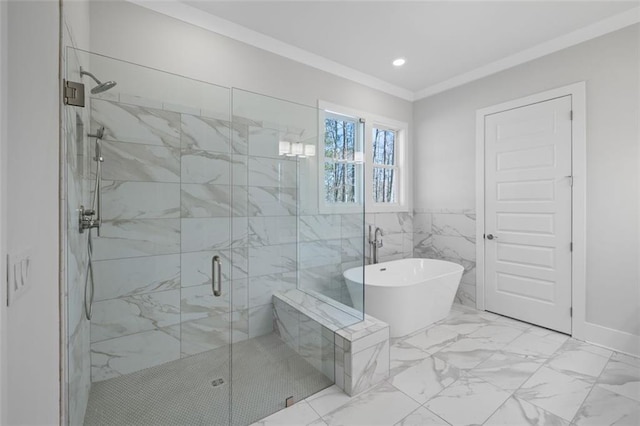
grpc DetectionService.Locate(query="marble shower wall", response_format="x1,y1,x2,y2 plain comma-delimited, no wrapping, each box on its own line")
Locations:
88,94,300,382
413,210,476,307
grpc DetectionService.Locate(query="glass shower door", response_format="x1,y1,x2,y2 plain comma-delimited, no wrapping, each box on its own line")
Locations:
65,48,233,425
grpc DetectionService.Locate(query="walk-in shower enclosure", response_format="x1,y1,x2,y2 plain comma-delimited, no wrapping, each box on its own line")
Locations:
62,48,365,425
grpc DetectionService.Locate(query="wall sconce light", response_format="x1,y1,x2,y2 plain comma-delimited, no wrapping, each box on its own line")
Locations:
279,141,317,158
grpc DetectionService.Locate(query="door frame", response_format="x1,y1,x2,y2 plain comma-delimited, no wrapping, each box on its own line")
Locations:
475,82,586,339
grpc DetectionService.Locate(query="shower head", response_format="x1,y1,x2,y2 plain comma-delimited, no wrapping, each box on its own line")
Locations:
80,67,117,94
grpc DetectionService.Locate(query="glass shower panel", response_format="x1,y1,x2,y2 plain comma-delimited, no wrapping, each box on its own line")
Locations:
65,48,233,425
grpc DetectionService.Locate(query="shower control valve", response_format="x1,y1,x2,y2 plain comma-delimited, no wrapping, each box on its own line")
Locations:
79,205,100,233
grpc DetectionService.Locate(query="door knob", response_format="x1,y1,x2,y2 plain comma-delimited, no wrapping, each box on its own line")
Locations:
486,234,497,240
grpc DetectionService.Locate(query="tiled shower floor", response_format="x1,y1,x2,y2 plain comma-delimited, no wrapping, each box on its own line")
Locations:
253,304,640,426
83,333,332,426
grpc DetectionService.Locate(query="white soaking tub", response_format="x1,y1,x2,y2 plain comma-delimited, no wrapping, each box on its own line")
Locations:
343,258,464,338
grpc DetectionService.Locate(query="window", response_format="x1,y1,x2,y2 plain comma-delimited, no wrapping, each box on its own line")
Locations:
323,113,363,204
319,101,408,212
372,127,397,203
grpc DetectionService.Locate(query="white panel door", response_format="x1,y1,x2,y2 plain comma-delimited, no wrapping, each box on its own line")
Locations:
484,96,572,333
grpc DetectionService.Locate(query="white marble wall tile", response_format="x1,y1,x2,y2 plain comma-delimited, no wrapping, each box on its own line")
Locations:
341,236,365,264
181,250,232,287
351,327,389,354
181,114,231,153
232,155,248,186
248,243,297,276
572,386,640,425
300,215,342,241
249,273,297,308
248,186,297,216
377,233,405,260
341,214,365,239
233,185,249,216
91,329,180,382
375,212,413,234
249,304,274,338
351,339,390,394
390,356,460,404
485,396,570,426
91,289,181,343
230,122,249,155
299,240,342,268
232,217,249,247
274,300,299,351
232,247,249,280
118,94,163,110
321,381,419,426
92,219,181,261
68,319,91,426
413,212,432,235
248,157,297,188
93,254,180,301
100,142,180,182
425,375,512,426
181,150,231,184
516,366,593,421
91,99,180,147
162,102,199,116
430,235,476,263
181,281,247,321
180,310,248,357
181,218,232,252
597,359,640,402
431,213,476,240
101,181,180,220
249,216,297,247
180,183,232,218
248,127,279,159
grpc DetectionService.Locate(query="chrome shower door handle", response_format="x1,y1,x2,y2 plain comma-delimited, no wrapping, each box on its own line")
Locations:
212,255,222,297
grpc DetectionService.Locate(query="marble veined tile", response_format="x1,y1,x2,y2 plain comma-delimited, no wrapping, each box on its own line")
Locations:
305,385,352,417
181,150,231,184
248,156,297,188
390,356,461,404
375,212,413,234
248,244,297,277
502,330,567,359
389,340,434,377
248,273,296,308
248,186,297,216
351,340,390,394
100,141,180,183
249,216,298,247
403,324,460,354
466,324,524,345
250,400,320,426
181,281,247,321
433,336,503,370
322,382,420,426
438,311,492,336
101,181,180,220
516,366,593,421
180,183,232,218
485,396,570,426
92,219,181,261
181,250,232,287
249,304,274,338
429,235,475,264
179,310,248,357
300,214,342,241
90,290,181,343
425,375,511,426
232,154,248,186
572,385,640,425
431,213,475,240
611,352,640,368
91,328,180,381
93,254,180,301
470,351,543,391
91,99,180,147
546,340,610,383
299,240,342,269
394,406,449,426
247,127,280,159
413,212,432,235
181,218,232,252
597,359,640,402
181,114,231,153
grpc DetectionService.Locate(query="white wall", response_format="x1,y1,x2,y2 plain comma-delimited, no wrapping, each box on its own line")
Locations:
5,1,60,424
413,25,639,346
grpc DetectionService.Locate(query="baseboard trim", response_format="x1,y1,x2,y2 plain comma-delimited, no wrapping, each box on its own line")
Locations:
583,322,640,357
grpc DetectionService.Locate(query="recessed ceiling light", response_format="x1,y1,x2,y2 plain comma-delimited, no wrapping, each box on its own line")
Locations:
392,58,406,67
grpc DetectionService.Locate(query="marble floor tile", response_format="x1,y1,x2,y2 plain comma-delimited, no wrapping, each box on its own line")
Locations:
611,352,640,368
501,330,566,359
572,386,640,425
322,382,419,426
470,352,543,391
389,341,433,377
424,375,511,426
437,311,492,336
432,337,502,370
484,396,570,426
250,400,320,426
403,325,459,354
389,356,460,404
394,406,450,426
465,324,524,345
597,359,640,402
545,340,610,383
515,366,593,421
305,385,352,416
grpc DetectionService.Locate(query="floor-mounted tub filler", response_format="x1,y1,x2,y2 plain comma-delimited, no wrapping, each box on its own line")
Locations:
344,258,464,338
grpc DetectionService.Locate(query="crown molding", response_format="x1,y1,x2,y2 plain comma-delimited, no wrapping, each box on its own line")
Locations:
414,6,640,100
127,0,415,101
127,1,639,103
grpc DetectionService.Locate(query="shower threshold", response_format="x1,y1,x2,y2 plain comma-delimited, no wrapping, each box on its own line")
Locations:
83,332,332,426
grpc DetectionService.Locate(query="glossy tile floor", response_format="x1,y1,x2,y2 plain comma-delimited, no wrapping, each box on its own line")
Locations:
253,304,640,426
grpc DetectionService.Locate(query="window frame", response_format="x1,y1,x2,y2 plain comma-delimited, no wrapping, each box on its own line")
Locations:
318,101,409,214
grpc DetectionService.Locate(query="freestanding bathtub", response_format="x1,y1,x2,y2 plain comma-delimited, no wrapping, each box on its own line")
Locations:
343,258,464,338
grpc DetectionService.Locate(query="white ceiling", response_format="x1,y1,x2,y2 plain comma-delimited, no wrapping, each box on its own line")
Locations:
153,1,640,100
